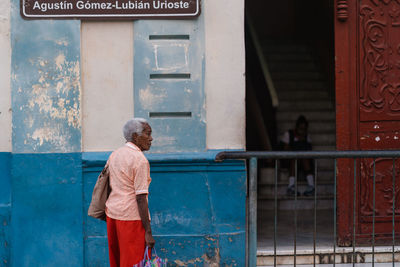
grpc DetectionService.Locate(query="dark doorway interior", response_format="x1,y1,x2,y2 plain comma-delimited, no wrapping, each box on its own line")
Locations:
245,0,335,151
245,0,337,254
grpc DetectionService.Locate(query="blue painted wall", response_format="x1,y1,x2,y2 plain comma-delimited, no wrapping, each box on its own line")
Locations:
0,153,11,266
134,19,206,153
11,153,84,266
11,0,81,153
83,152,246,266
6,0,246,265
10,0,83,265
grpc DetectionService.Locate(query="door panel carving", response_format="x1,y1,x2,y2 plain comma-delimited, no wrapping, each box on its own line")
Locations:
360,158,400,218
358,0,400,236
336,0,400,244
360,0,400,121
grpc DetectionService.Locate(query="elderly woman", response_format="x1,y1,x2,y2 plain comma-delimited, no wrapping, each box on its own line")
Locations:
105,118,155,267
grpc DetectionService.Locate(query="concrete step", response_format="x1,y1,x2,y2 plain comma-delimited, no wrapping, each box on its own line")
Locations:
262,169,335,183
278,100,334,111
312,139,337,147
258,195,334,210
310,134,336,145
262,43,311,53
274,80,327,90
271,71,325,81
258,264,399,267
266,54,314,62
313,145,336,151
278,121,336,135
275,133,336,146
278,90,331,101
257,246,400,266
268,61,318,72
275,135,337,147
258,182,334,197
277,111,336,122
259,168,335,185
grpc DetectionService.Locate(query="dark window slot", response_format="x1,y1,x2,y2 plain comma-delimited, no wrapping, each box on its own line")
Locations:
149,35,190,40
150,73,190,79
149,112,192,118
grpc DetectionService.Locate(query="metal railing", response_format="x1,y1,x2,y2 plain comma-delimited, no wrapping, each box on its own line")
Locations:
215,150,400,267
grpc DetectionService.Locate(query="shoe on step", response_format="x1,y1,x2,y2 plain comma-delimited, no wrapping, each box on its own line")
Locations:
286,185,300,196
303,185,315,197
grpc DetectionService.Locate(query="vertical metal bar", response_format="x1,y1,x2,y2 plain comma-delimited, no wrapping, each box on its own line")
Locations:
249,157,258,267
393,158,396,267
333,159,337,267
294,159,297,267
313,160,318,267
372,159,376,267
353,158,356,266
245,161,249,267
274,159,278,267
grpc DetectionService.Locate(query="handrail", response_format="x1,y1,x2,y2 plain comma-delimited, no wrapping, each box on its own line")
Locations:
216,149,400,267
246,12,279,108
216,150,400,161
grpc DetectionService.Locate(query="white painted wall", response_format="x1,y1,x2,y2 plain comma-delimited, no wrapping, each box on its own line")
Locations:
204,0,246,150
0,0,11,152
81,22,134,152
82,0,246,152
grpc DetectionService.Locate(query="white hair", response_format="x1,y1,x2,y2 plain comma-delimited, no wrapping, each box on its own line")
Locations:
123,118,148,142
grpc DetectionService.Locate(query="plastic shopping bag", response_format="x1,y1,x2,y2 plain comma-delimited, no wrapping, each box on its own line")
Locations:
133,246,167,267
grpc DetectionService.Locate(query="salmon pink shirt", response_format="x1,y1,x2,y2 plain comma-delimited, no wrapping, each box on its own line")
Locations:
105,142,151,221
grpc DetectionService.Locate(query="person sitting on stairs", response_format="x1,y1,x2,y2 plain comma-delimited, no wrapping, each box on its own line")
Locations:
280,115,315,196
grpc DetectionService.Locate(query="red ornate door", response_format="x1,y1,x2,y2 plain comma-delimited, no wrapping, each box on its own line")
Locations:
335,0,400,245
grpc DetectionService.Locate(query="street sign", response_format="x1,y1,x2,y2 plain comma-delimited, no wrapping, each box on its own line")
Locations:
21,0,200,19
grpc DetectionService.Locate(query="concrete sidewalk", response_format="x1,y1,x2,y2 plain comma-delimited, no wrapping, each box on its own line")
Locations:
257,209,400,266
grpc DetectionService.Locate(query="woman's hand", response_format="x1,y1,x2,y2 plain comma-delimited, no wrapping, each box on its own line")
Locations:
145,231,155,248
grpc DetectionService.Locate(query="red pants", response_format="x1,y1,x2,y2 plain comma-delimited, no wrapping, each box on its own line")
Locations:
106,216,149,267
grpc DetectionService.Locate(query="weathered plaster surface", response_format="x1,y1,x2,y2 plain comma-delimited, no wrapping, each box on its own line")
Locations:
134,20,206,152
205,0,246,150
0,0,11,152
81,22,134,152
83,155,246,266
11,0,81,152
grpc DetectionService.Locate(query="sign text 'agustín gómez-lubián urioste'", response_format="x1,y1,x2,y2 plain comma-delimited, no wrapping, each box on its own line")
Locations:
21,0,200,19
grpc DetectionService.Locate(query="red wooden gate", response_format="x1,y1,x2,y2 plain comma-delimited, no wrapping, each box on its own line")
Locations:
335,0,400,245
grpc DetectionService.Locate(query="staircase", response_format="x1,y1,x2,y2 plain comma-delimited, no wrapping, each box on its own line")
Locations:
257,41,336,211
254,41,338,265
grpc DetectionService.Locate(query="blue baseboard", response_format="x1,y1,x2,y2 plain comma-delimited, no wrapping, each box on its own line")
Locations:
2,151,246,266
83,151,246,266
0,152,11,266
11,153,84,267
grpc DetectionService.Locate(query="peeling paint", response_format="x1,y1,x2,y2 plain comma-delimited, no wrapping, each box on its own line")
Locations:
204,236,217,242
172,247,220,267
202,247,220,267
12,18,81,153
152,213,191,226
134,20,205,153
55,39,69,46
139,86,167,110
153,43,189,71
26,58,80,129
55,54,66,70
31,127,68,147
174,258,202,266
152,136,176,146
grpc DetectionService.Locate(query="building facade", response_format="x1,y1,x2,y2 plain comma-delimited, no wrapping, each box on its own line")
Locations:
0,0,247,265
